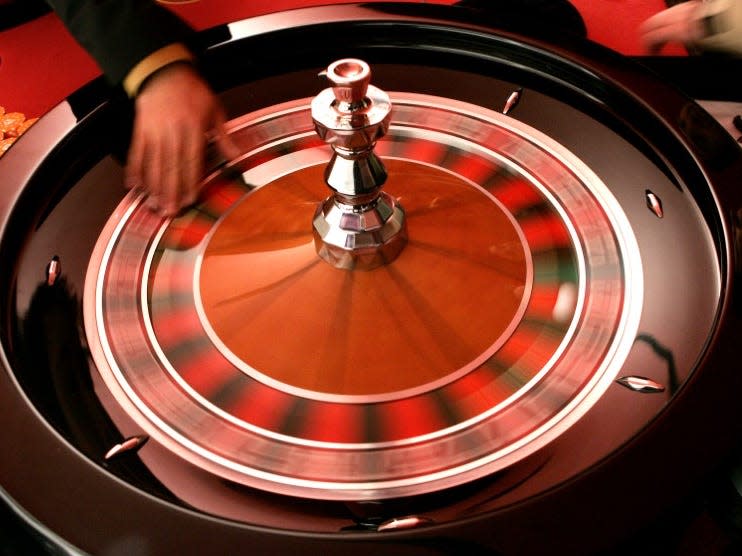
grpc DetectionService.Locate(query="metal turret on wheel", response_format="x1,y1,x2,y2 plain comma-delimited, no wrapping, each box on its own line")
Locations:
311,58,407,270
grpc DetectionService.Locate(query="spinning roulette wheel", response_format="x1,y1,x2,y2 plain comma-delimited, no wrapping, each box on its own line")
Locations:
2,3,742,555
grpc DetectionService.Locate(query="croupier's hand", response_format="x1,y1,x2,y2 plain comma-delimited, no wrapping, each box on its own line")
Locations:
125,63,240,216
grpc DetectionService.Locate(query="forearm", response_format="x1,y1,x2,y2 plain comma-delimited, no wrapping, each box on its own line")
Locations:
45,0,196,87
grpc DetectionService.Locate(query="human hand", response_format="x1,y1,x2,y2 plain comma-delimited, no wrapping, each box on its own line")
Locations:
124,63,240,216
640,0,705,54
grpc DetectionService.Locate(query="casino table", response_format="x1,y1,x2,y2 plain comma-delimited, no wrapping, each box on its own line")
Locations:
2,2,742,555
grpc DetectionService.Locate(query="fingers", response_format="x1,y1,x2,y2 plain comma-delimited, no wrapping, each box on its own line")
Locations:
156,125,180,215
126,122,192,216
124,118,145,194
145,128,166,213
640,1,704,53
125,116,173,215
181,122,205,209
213,109,242,164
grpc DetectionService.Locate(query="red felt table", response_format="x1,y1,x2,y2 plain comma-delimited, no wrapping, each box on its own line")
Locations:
0,0,684,121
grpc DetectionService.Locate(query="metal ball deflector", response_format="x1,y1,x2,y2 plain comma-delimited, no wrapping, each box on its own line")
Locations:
311,59,408,270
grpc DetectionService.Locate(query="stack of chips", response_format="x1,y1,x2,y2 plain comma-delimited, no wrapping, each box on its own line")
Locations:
1,106,38,157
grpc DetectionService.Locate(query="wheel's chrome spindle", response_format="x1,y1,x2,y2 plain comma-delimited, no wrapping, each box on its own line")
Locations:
311,58,407,270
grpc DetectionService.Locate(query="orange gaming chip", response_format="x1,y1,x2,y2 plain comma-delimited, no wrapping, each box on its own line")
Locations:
17,117,38,135
1,112,27,138
0,111,38,157
0,137,17,155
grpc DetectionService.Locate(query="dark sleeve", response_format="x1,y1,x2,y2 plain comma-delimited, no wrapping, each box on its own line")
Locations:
45,0,196,85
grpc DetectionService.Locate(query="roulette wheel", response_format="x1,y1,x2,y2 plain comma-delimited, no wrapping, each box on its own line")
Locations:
2,3,742,554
